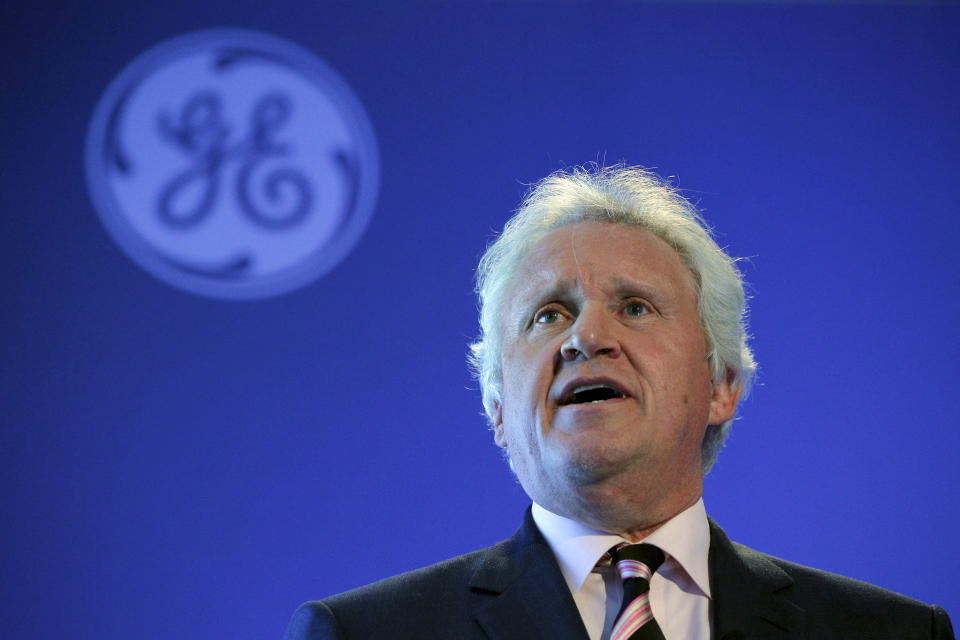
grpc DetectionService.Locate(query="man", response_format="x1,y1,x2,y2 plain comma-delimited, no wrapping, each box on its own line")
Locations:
285,165,954,639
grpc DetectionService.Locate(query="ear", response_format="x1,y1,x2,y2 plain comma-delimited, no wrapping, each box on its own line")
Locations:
492,401,507,448
708,376,741,426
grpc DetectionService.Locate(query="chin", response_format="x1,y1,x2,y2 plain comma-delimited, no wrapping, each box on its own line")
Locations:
550,446,636,487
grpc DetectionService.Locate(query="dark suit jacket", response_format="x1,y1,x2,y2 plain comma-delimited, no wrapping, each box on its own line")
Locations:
284,509,955,639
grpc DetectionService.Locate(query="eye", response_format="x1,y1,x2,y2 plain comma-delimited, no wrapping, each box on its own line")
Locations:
534,307,565,325
623,301,651,317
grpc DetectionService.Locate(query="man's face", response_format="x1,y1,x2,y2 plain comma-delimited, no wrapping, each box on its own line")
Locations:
493,221,738,529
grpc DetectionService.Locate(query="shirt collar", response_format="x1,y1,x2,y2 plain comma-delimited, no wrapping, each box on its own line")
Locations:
531,498,712,599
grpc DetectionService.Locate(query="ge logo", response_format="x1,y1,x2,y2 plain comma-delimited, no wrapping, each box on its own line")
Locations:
86,29,379,299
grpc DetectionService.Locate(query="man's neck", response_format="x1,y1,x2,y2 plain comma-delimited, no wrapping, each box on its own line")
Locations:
534,475,705,539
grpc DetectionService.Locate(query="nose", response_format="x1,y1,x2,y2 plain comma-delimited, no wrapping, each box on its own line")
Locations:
560,305,622,361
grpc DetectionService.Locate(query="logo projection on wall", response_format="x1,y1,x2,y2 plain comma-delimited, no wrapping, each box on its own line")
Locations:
86,29,379,299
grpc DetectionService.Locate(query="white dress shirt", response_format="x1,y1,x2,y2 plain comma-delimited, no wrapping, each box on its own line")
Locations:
532,498,713,640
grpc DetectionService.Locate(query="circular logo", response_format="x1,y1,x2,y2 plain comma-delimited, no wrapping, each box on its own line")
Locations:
86,29,379,300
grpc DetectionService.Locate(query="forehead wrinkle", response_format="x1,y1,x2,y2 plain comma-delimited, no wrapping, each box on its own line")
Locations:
517,275,578,311
508,222,695,315
562,223,683,294
516,255,678,308
570,222,584,287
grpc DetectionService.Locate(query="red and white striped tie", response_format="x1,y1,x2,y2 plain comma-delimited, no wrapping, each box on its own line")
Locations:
609,543,666,640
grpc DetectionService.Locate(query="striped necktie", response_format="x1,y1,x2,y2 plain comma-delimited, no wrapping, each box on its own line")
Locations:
609,543,666,640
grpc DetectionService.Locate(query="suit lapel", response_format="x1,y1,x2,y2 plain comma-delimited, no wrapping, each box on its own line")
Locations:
469,508,589,640
467,511,806,640
709,519,805,639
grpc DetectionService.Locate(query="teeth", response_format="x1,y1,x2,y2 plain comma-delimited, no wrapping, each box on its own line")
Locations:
563,383,625,405
573,384,609,394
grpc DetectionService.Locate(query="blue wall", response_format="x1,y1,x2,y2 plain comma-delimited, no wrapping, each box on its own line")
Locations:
2,3,958,638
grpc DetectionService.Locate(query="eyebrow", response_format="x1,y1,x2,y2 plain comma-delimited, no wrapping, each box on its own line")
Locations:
527,278,576,307
522,275,669,309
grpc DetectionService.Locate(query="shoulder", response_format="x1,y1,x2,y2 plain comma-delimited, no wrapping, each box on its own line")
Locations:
326,544,493,610
284,542,508,640
714,525,955,639
766,547,953,637
739,539,926,606
284,511,561,640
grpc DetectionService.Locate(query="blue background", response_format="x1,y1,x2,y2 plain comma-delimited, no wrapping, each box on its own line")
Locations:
2,2,958,639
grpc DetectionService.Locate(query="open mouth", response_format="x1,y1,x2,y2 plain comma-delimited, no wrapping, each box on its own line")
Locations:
559,383,627,406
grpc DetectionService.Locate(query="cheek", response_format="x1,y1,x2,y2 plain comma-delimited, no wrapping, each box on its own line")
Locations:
502,347,548,394
499,352,553,440
657,328,710,375
630,334,713,403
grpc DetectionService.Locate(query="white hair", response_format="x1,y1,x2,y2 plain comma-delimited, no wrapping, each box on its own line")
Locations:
468,165,756,473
